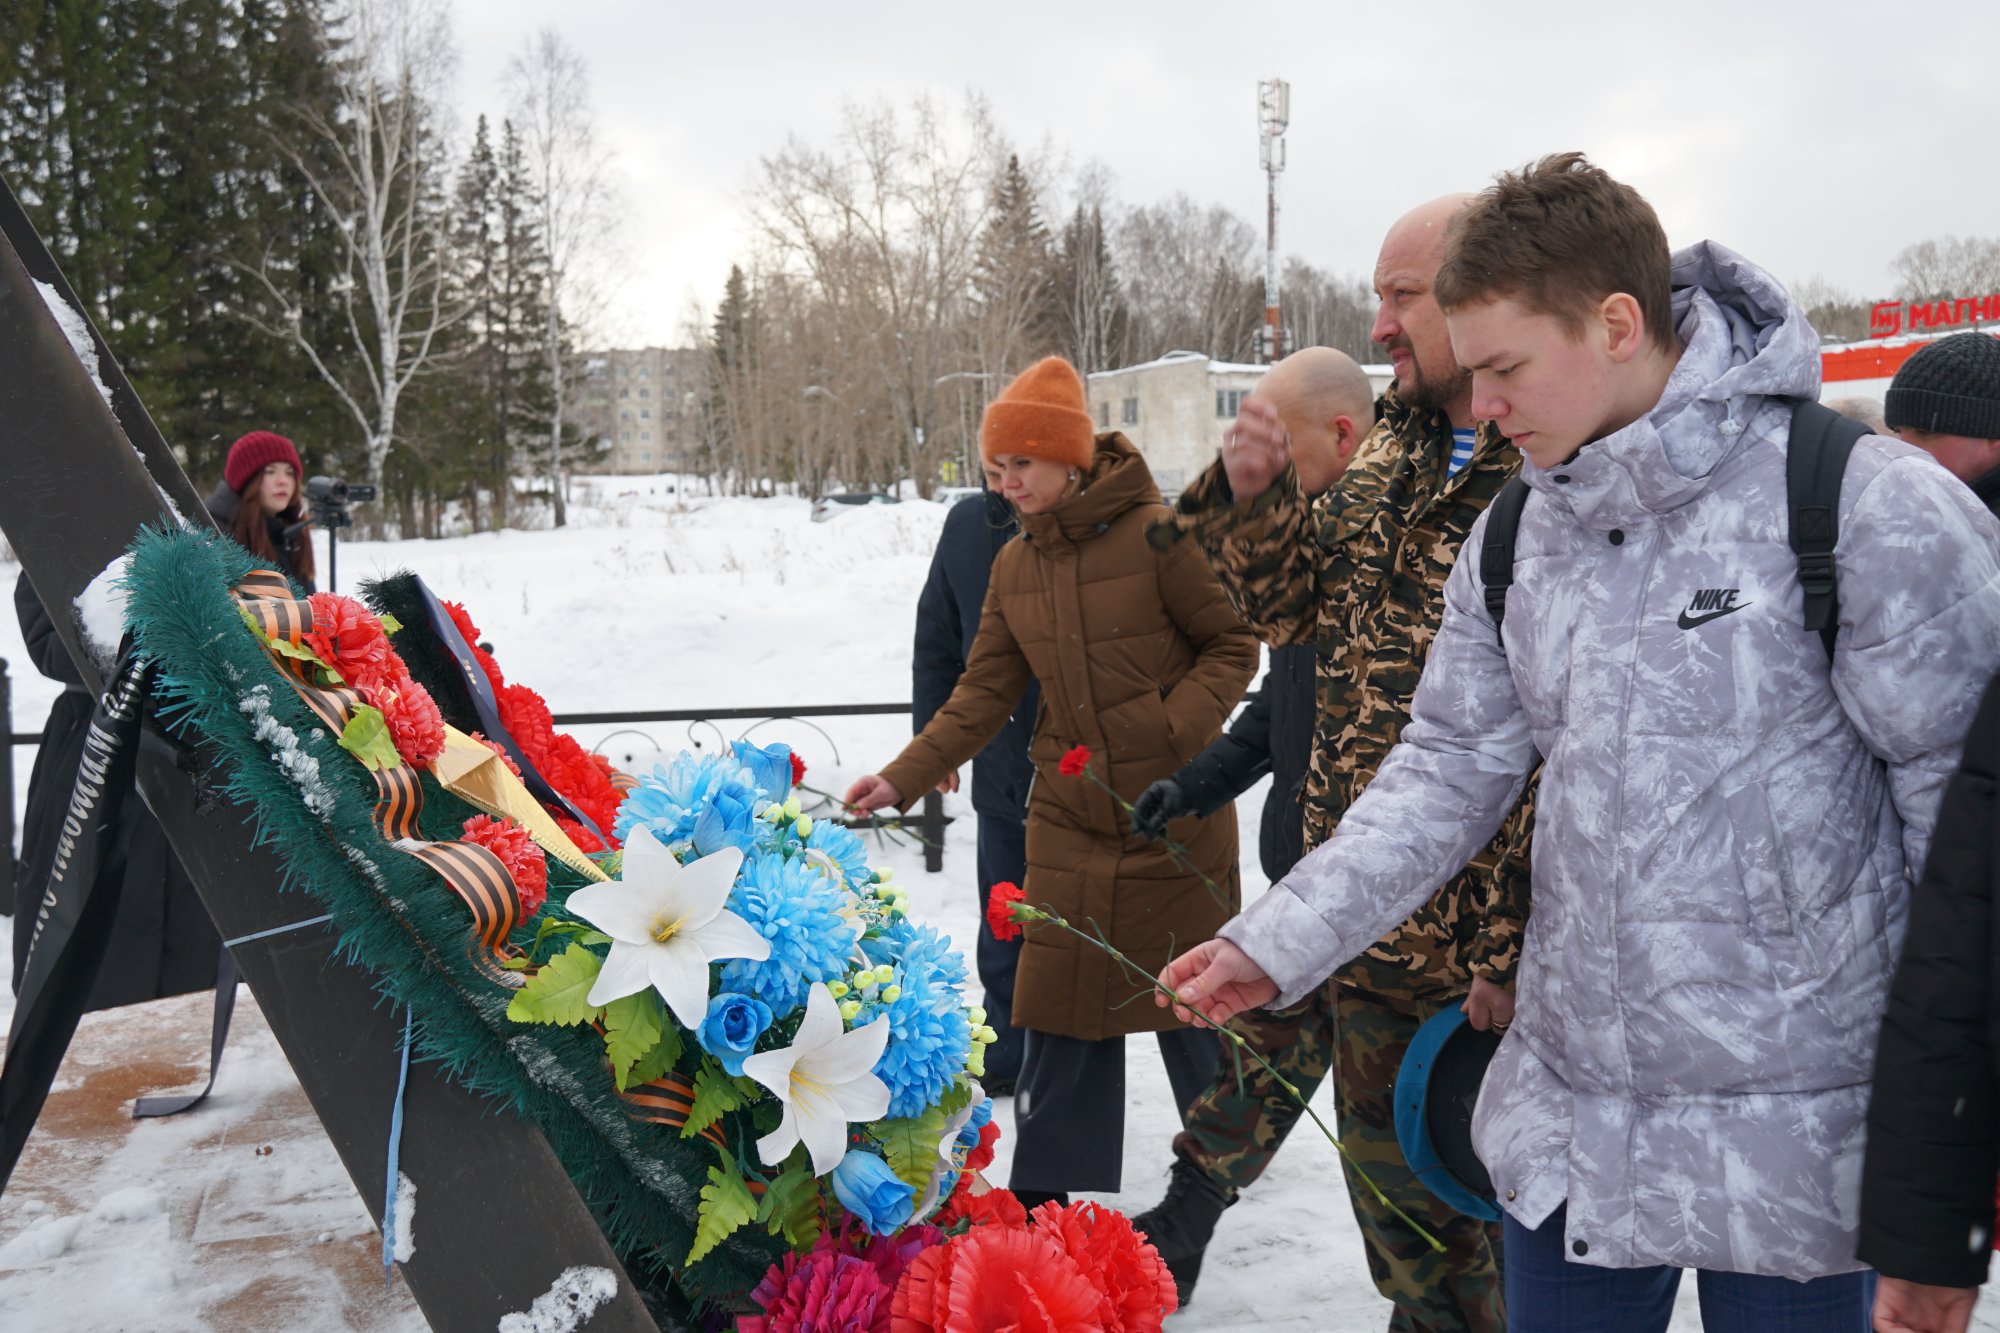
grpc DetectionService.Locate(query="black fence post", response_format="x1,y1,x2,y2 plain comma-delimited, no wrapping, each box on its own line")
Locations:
0,656,12,914
921,790,944,874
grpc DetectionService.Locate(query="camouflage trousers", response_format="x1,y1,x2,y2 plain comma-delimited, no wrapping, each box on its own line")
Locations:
1173,981,1506,1333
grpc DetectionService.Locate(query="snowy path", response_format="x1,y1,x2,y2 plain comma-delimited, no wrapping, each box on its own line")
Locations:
1,482,1992,1329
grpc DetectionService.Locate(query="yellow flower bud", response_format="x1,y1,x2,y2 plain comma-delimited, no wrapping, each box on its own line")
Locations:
762,802,785,822
828,980,849,999
974,1025,998,1044
967,1046,986,1077
968,1006,987,1026
881,984,902,1003
794,815,813,838
783,795,802,820
840,999,862,1021
877,866,894,883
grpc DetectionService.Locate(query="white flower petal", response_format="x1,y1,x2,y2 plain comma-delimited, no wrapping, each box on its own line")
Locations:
805,1015,891,1085
755,1110,800,1170
797,1096,851,1177
740,1045,800,1099
694,908,772,964
564,882,660,944
648,945,715,1030
827,1070,891,1125
790,983,842,1053
618,824,676,880
585,941,654,1007
672,846,745,926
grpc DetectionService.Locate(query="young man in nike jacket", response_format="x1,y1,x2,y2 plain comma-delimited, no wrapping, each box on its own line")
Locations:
1161,153,2000,1330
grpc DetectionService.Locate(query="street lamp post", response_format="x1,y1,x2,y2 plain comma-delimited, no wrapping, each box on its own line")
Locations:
1258,77,1290,364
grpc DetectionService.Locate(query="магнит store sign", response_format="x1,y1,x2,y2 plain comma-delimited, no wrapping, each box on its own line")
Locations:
1871,294,2000,337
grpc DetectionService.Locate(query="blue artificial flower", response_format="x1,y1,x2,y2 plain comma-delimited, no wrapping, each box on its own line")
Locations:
691,781,763,856
614,751,756,848
804,818,872,890
730,739,794,801
721,851,860,1014
861,918,968,997
697,992,773,1077
831,1149,915,1235
868,993,972,1119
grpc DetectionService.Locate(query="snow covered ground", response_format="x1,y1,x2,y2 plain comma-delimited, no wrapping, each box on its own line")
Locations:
1,478,1991,1329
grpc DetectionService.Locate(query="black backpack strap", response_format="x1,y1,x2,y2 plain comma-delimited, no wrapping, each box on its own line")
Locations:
1786,399,1869,660
1479,477,1531,643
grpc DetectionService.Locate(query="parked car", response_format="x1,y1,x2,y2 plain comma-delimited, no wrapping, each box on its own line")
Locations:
810,491,901,523
932,486,984,508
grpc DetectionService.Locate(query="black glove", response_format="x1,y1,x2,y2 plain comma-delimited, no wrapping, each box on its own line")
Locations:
1131,778,1189,841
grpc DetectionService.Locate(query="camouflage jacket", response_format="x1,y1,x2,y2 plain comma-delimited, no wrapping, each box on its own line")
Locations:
1160,385,1533,1001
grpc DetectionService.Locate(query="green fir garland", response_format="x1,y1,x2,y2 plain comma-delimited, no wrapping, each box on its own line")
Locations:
120,525,783,1311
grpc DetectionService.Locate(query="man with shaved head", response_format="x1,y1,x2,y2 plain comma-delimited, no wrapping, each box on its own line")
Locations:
1139,199,1531,1329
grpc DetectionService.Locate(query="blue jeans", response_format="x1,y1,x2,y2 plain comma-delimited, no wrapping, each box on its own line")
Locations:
1504,1205,1877,1332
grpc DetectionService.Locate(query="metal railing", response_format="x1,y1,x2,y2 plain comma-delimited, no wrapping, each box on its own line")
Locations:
0,670,951,912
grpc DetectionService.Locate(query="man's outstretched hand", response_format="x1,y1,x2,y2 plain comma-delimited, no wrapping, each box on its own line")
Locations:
1874,1278,1978,1333
1158,937,1279,1026
842,774,904,814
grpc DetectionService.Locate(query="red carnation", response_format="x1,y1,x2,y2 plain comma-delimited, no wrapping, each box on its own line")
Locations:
303,592,393,688
442,600,504,691
890,1222,1101,1333
460,814,548,914
933,1179,1025,1231
790,751,808,786
1030,1199,1179,1329
985,882,1026,943
963,1118,1000,1174
370,672,447,768
1058,745,1093,778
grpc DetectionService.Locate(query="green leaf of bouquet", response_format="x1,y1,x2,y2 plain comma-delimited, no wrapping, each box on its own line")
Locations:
681,1060,749,1140
337,705,401,771
756,1157,823,1248
688,1145,758,1265
873,1105,949,1192
378,612,403,635
504,943,605,1027
936,1081,974,1119
604,990,666,1092
239,604,344,682
624,1020,682,1088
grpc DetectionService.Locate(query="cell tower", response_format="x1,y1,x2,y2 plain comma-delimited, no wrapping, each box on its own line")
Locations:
1257,77,1290,364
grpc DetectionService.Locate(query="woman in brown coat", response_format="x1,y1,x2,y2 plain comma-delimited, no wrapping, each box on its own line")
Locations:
845,356,1259,1205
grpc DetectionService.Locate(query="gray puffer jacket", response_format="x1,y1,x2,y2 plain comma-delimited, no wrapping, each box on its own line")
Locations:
1222,241,2000,1279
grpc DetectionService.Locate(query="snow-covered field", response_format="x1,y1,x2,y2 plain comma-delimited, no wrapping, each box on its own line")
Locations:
0,478,1987,1329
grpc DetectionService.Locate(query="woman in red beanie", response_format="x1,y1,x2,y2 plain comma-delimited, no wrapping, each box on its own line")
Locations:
845,356,1258,1208
206,430,316,588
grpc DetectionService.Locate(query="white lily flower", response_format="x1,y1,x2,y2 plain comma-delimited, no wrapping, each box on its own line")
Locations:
564,830,770,1028
741,982,891,1176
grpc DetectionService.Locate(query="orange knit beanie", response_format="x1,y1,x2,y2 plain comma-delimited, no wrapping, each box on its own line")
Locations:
980,356,1096,471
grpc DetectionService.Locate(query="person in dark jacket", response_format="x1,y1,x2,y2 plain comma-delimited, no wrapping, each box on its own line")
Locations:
1886,331,2000,520
1129,621,1316,882
912,485,1039,1089
1860,670,2000,1333
202,430,317,586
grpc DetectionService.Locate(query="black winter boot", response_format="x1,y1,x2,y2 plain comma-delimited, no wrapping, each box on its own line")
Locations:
1129,1157,1237,1307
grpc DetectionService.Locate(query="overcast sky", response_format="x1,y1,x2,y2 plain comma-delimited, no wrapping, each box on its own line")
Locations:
454,0,1996,349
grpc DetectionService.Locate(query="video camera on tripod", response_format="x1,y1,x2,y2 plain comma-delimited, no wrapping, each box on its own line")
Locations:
304,475,377,590
304,475,377,530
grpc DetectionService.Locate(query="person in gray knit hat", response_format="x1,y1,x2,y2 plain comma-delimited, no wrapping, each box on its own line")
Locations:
1886,331,2000,516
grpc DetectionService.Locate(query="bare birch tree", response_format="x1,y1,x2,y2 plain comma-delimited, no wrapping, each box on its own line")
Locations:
237,0,463,510
504,28,617,527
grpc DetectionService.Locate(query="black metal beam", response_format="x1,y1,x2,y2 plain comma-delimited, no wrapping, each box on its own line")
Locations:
0,172,659,1331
